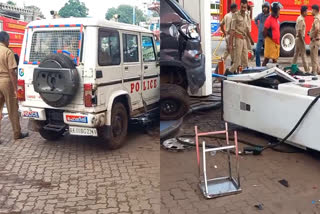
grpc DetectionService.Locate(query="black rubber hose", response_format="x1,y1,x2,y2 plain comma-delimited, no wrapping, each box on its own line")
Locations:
176,132,302,154
262,94,320,151
176,134,238,155
188,102,221,114
178,86,320,154
176,133,264,149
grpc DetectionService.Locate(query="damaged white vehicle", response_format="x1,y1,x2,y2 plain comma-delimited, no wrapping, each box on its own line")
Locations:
223,66,320,152
18,18,159,149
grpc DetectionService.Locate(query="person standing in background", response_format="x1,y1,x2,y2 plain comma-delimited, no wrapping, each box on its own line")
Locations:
254,2,270,67
246,1,254,59
309,4,320,75
228,0,250,73
220,3,238,63
292,6,310,73
0,31,29,140
262,2,282,66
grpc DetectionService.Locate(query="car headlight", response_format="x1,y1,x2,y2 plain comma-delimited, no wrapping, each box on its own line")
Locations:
180,24,200,39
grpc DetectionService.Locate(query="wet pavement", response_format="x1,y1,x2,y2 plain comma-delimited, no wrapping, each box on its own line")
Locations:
160,105,320,214
0,118,160,214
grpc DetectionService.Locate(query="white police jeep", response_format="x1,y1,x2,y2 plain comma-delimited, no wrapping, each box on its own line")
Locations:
18,18,159,149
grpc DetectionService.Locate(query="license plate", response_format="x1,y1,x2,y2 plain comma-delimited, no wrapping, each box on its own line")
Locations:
69,126,98,137
22,111,39,118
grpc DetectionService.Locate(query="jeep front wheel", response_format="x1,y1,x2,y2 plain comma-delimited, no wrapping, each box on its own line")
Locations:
101,102,128,150
160,84,189,120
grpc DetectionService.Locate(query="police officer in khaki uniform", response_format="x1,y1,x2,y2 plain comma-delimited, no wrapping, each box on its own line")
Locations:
0,31,28,140
221,3,237,62
246,1,254,53
310,4,320,75
228,0,251,73
292,6,310,73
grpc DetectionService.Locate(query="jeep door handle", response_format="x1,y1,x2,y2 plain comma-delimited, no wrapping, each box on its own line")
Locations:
144,65,148,70
124,66,129,71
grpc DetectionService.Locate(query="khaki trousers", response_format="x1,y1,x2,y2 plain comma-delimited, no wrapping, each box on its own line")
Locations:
246,37,252,51
0,78,21,139
310,40,320,74
230,37,248,72
223,35,234,62
292,38,309,73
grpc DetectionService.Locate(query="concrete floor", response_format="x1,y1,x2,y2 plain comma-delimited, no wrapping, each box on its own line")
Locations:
161,108,320,214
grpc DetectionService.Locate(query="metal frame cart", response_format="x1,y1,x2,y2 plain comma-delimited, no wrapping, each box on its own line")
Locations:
195,122,241,199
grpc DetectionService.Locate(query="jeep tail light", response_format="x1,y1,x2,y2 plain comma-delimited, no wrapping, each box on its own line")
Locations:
84,84,92,107
17,79,25,101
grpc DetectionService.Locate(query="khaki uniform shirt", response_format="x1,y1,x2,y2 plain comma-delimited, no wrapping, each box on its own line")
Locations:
246,11,252,32
0,43,17,79
231,11,249,36
310,14,320,40
221,12,233,34
296,15,306,37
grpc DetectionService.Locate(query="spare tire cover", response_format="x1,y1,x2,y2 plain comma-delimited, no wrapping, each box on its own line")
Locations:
34,53,79,107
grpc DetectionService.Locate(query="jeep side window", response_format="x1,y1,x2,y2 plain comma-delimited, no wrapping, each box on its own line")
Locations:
142,36,156,62
123,34,139,63
98,29,121,66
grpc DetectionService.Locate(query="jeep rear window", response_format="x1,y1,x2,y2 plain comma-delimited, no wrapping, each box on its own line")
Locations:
29,30,81,63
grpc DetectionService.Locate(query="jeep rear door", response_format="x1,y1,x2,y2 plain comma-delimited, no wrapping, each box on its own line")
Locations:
141,34,160,105
122,32,143,110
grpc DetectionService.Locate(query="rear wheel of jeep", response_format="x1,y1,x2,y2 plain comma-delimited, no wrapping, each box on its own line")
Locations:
39,128,64,141
101,102,128,150
160,84,189,120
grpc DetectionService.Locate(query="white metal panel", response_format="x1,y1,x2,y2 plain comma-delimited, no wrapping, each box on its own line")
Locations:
223,80,320,151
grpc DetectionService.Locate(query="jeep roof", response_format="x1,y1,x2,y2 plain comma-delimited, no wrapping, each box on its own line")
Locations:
26,18,152,34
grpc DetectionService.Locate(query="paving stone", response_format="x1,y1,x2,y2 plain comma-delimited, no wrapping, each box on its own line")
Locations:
0,118,159,213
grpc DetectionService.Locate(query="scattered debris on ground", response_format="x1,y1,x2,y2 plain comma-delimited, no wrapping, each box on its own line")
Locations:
278,179,289,188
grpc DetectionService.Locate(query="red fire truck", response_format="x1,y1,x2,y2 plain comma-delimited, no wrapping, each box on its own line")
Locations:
0,3,36,56
220,0,320,57
0,16,27,55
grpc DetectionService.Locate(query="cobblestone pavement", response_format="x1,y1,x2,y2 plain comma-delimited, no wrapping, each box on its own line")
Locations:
0,118,160,214
161,108,320,214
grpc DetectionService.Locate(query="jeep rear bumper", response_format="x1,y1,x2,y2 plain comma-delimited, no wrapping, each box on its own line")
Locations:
63,112,105,127
20,107,106,128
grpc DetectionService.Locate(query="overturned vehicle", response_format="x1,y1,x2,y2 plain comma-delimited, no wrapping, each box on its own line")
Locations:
160,0,206,120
